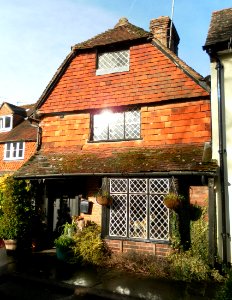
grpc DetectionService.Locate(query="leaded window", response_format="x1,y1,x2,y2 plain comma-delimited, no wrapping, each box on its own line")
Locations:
109,178,170,241
96,49,129,75
92,108,140,141
4,141,25,160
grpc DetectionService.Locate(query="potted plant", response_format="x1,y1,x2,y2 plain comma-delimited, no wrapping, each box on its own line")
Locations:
163,193,184,211
54,234,75,261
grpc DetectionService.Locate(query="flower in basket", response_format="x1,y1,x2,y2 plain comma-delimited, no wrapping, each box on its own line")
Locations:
189,204,202,221
163,193,184,211
96,190,113,206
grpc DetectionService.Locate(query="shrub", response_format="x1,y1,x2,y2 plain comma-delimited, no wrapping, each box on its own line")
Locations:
106,251,170,278
73,221,109,265
0,175,34,248
216,271,232,299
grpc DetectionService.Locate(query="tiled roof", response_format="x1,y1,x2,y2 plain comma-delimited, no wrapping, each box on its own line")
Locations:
31,18,209,116
72,18,152,50
15,144,218,178
204,7,232,48
0,120,37,143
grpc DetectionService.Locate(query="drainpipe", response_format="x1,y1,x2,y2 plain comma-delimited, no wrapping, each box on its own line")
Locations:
25,116,42,151
215,57,227,265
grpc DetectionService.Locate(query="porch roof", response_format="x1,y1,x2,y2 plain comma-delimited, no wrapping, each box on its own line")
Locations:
15,144,218,179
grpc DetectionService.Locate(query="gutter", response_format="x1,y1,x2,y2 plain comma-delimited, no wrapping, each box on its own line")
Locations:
14,170,217,180
215,57,228,265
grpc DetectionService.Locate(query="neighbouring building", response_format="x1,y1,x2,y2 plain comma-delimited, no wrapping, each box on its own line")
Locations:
203,7,232,265
0,102,37,175
16,17,218,257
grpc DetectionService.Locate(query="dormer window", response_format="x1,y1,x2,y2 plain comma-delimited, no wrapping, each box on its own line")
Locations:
0,115,12,132
96,49,130,75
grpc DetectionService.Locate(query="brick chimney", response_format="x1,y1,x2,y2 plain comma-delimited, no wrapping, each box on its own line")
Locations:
149,16,180,55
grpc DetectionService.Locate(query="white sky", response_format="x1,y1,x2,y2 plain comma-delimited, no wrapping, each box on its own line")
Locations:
0,0,231,105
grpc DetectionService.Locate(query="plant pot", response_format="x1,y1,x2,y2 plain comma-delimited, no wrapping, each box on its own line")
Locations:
163,194,181,211
4,239,17,251
190,204,202,221
96,195,112,206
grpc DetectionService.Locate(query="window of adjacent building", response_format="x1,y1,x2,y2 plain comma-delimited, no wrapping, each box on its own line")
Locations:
92,108,140,141
0,115,12,132
108,178,170,241
4,142,25,160
96,49,130,75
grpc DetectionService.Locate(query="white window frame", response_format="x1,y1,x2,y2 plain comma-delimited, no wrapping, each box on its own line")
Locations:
4,142,25,160
96,49,130,75
109,178,170,241
0,115,13,132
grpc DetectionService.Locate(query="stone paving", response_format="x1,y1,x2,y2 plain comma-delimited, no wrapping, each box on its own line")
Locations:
0,249,222,300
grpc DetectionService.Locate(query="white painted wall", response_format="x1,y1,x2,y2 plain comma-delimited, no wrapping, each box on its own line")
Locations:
211,53,232,263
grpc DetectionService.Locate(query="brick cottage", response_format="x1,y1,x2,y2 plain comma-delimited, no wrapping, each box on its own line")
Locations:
16,17,218,257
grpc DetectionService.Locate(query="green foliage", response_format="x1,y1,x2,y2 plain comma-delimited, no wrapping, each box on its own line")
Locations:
54,234,75,251
190,207,208,262
169,207,224,282
170,211,181,250
216,271,232,299
0,175,34,243
72,221,109,265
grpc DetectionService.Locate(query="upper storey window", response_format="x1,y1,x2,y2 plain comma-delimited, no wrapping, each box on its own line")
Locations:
96,49,130,75
4,142,25,160
0,115,12,132
92,108,140,142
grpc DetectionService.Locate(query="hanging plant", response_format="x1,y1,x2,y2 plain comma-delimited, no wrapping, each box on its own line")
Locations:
189,204,202,221
96,190,113,206
96,177,112,206
163,193,184,211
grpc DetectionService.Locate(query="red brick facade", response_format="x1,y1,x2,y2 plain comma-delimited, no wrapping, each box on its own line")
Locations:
0,141,37,173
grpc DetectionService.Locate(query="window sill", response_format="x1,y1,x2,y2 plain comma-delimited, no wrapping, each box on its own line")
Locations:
96,66,129,76
4,158,24,161
88,138,142,143
104,236,170,244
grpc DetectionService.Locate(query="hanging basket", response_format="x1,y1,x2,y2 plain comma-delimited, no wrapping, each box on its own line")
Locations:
96,194,113,206
189,204,202,221
96,177,112,206
163,193,182,211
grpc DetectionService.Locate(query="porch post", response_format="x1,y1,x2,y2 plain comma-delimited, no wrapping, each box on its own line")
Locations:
208,177,216,267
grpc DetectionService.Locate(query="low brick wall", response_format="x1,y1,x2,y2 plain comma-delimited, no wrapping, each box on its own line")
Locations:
105,239,171,257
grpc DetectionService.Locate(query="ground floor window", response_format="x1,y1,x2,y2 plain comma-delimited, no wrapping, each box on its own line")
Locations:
109,178,170,241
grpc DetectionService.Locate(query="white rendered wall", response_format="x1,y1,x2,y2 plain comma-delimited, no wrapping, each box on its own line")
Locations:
211,53,232,263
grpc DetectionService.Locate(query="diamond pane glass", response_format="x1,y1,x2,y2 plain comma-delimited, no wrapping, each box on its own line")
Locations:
129,179,147,193
110,179,127,193
129,194,147,239
109,178,169,241
150,194,169,240
93,109,140,141
93,114,108,141
109,112,124,140
109,194,127,237
125,109,140,139
98,50,129,70
150,179,170,194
